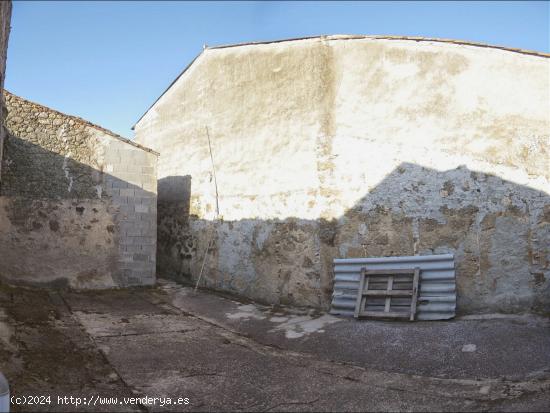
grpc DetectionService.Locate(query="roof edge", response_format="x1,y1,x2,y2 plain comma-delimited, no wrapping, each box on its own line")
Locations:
133,34,550,130
4,90,159,156
209,34,550,58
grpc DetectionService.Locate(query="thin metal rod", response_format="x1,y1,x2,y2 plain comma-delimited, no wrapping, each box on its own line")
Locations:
194,126,220,293
206,126,220,217
194,231,214,293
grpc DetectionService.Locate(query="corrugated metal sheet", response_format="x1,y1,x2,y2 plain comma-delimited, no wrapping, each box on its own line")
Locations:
330,254,456,320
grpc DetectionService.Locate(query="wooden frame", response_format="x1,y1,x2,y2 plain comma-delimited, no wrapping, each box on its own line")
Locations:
354,267,420,321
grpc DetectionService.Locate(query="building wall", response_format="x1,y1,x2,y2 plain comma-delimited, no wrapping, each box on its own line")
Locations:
0,92,158,288
134,36,549,314
0,1,12,184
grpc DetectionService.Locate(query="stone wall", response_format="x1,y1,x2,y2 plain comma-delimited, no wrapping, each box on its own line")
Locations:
0,91,158,288
134,36,549,314
0,1,12,184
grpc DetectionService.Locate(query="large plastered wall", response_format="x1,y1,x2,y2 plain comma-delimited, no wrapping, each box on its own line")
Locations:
134,36,549,314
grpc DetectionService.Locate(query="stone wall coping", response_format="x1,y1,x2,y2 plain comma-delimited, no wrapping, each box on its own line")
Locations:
4,90,159,156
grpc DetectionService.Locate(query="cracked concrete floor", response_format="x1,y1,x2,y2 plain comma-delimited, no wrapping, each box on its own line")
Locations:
1,281,549,412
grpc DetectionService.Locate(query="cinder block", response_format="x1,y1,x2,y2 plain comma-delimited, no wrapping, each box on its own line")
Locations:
120,218,139,228
140,227,153,236
104,153,121,164
134,204,149,213
132,253,149,262
135,212,151,221
127,276,142,285
120,188,135,197
139,191,156,199
136,197,157,206
125,227,142,237
141,182,156,193
119,236,134,246
117,204,133,214
113,163,129,173
112,179,128,189
112,196,128,205
118,261,147,270
131,236,155,245
140,245,156,255
123,245,142,254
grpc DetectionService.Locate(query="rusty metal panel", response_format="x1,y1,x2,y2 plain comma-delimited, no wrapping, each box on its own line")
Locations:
330,254,456,320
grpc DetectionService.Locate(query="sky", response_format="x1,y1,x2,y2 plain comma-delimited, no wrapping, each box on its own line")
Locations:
5,1,550,138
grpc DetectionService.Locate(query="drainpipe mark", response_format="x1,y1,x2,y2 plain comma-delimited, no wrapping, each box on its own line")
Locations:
62,156,74,193
58,125,74,193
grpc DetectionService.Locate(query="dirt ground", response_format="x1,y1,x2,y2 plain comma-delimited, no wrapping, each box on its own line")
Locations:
1,280,549,412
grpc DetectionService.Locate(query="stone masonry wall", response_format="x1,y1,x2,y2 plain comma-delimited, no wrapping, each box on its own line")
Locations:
0,1,12,184
0,91,158,288
134,36,549,314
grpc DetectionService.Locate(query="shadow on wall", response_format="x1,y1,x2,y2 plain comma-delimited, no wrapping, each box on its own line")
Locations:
0,135,157,289
157,163,550,315
156,175,193,277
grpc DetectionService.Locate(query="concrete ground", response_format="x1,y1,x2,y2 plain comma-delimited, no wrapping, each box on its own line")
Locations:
1,280,549,412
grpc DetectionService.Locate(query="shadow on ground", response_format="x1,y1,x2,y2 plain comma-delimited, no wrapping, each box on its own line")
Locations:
1,282,549,412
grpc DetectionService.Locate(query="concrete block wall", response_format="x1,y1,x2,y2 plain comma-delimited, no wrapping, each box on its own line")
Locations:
103,140,157,285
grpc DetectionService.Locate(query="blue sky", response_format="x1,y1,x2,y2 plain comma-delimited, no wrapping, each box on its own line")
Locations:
6,1,549,138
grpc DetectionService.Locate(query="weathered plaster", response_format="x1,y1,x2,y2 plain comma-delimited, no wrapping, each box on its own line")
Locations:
134,36,549,314
0,92,158,288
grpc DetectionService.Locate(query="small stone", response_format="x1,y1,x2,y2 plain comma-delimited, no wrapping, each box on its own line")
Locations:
107,372,118,382
461,344,477,352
